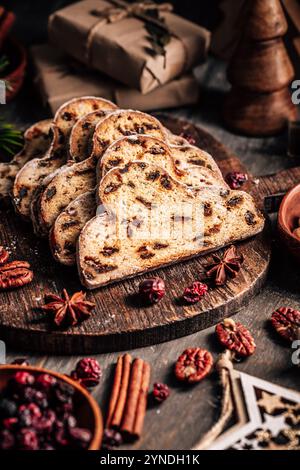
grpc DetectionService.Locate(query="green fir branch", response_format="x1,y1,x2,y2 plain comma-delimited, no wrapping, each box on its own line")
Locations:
0,119,23,156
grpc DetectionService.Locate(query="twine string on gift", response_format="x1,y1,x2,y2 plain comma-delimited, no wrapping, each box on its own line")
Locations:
192,350,235,450
86,0,174,64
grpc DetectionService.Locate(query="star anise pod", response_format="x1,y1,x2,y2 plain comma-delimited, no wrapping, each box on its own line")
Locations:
41,289,95,327
206,245,244,286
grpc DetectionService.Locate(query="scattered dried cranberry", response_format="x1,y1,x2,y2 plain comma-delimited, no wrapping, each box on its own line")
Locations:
152,383,170,403
225,172,248,190
11,358,30,366
215,318,256,357
139,277,165,304
102,428,123,450
271,307,300,342
175,348,213,384
183,281,208,304
70,358,101,388
2,417,18,430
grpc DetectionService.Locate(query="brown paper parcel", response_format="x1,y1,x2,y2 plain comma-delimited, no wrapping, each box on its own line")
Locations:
31,44,200,114
48,0,210,94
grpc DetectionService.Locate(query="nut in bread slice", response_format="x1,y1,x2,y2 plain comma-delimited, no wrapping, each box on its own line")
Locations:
78,162,264,289
12,96,117,218
0,119,52,200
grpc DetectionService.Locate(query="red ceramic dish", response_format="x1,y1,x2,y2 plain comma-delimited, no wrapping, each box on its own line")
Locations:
1,37,26,101
0,364,103,450
278,183,300,262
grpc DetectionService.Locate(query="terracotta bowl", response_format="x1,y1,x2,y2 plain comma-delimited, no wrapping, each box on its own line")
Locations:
1,37,26,101
0,365,103,449
278,183,300,263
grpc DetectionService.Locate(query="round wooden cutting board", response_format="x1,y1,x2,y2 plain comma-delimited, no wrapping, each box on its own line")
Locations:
0,115,271,354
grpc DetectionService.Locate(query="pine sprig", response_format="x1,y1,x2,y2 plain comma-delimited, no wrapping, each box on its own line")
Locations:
0,119,23,157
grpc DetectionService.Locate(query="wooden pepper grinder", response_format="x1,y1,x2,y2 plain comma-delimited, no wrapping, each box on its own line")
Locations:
223,0,298,136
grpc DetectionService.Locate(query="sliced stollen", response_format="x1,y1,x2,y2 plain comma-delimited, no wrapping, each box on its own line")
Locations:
77,162,265,289
31,110,167,237
49,135,228,265
50,191,97,266
0,119,52,200
12,96,117,218
69,109,115,162
171,144,223,177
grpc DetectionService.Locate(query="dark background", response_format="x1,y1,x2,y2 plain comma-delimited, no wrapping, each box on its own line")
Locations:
2,0,221,45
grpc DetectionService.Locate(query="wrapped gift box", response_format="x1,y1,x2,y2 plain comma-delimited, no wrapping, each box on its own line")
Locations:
48,0,210,94
31,44,200,113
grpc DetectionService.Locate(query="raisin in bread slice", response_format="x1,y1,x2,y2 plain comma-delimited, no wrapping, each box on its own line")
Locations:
171,144,223,177
78,162,264,289
50,191,97,266
0,120,52,200
31,111,167,236
48,135,228,264
12,97,117,218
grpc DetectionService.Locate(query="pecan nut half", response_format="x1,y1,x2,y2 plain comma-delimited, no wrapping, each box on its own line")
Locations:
0,261,34,290
0,246,9,266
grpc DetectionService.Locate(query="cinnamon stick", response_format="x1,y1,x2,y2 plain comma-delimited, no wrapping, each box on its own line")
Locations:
106,354,151,441
106,353,132,428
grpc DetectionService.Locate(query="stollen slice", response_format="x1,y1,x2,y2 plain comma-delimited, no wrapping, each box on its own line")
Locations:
50,191,97,266
0,119,52,200
171,144,223,177
12,96,117,218
31,110,167,237
49,135,227,265
77,162,264,289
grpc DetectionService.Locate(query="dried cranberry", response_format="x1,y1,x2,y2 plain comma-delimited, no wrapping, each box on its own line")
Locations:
33,410,56,434
152,383,170,403
0,398,17,418
54,428,69,447
36,373,57,390
0,429,15,449
225,172,248,190
11,358,29,366
70,358,101,388
19,403,42,420
2,417,18,430
175,348,213,383
183,281,208,304
102,428,123,450
215,318,256,357
52,381,74,405
23,388,48,409
18,429,39,450
139,277,165,304
12,371,35,386
69,427,91,448
271,307,300,342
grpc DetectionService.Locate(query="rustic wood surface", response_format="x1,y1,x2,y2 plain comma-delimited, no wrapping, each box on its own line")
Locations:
1,57,300,450
0,115,271,354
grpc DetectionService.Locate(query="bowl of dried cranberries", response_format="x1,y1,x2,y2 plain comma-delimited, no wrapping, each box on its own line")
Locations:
0,365,103,450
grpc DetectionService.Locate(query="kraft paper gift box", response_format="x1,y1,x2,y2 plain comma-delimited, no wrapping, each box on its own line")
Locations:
31,44,200,114
48,0,210,94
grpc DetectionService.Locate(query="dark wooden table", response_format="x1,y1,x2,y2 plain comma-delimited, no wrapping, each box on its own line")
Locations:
1,58,300,450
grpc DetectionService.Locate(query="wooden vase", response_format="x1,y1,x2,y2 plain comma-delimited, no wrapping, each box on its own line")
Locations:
224,0,298,136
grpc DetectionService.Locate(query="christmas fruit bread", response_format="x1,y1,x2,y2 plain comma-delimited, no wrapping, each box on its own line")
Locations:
49,136,227,265
31,110,168,237
12,96,117,218
78,162,264,289
50,191,97,266
0,119,52,200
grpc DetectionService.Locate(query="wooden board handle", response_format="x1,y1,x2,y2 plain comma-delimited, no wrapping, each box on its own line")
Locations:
252,166,300,213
